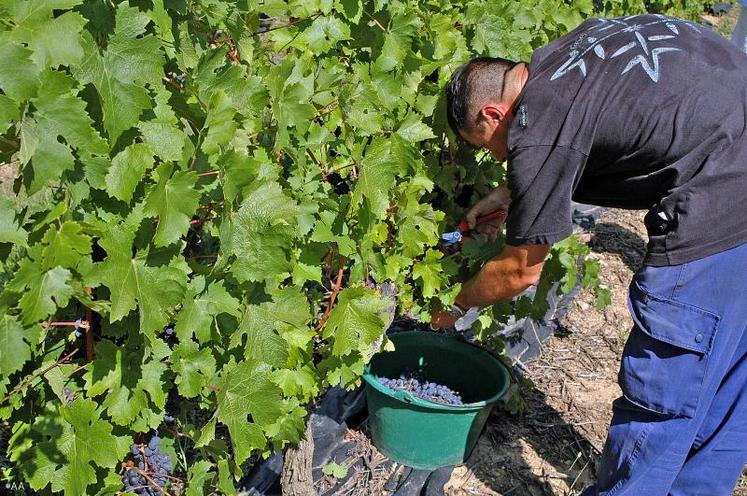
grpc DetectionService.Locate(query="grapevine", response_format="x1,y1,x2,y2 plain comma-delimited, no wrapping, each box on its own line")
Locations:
0,0,707,494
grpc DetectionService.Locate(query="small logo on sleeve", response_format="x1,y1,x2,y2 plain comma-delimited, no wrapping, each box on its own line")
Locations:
518,104,528,128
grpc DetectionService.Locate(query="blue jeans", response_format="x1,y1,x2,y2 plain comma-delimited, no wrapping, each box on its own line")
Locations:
583,241,747,496
734,4,747,53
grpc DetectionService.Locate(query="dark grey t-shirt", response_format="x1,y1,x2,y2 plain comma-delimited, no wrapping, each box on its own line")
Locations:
506,14,747,266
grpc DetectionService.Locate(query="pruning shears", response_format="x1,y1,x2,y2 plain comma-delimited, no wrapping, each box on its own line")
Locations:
441,209,507,247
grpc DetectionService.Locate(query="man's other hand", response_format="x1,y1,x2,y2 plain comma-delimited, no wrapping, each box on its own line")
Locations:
465,184,511,242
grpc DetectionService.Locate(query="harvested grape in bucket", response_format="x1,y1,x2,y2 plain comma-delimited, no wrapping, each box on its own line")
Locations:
376,367,464,406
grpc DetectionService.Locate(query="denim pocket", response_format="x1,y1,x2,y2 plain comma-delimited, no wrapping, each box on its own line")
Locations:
620,281,720,418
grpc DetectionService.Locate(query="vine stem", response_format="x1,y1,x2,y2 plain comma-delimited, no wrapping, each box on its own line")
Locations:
301,162,358,187
135,445,173,495
134,467,173,496
189,218,212,225
256,13,321,36
2,348,80,404
64,363,88,378
364,11,388,32
163,425,187,438
175,428,189,473
306,149,323,170
118,486,149,494
188,135,203,169
139,445,150,472
315,267,344,332
198,201,221,211
161,473,186,482
85,287,94,362
197,170,219,177
45,321,89,329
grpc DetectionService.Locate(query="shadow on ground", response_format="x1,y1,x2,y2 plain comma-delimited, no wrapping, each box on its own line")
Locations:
450,378,600,496
588,222,646,273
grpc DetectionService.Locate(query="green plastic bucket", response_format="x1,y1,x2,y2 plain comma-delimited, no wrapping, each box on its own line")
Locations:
362,331,511,469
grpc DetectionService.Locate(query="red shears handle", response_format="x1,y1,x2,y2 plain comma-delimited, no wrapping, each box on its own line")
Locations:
456,208,507,234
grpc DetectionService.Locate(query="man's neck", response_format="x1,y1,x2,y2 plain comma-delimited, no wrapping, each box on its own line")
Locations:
503,62,529,107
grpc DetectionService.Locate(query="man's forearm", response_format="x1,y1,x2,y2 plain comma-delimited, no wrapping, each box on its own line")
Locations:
455,256,533,308
455,244,550,308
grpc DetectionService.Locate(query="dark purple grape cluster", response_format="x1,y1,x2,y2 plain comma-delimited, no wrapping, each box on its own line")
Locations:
122,435,173,495
377,368,463,405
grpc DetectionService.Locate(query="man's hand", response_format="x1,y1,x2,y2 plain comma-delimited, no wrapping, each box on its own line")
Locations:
429,308,458,329
465,184,511,242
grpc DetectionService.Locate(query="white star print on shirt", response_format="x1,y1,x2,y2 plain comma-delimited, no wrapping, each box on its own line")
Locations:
550,15,699,83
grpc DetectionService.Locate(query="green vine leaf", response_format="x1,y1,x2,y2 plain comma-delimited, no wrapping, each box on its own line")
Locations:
0,40,41,102
227,182,300,282
395,113,436,142
96,225,186,339
185,460,214,496
22,71,108,193
175,278,241,344
144,165,201,247
9,9,87,69
84,340,149,426
28,398,129,495
215,359,282,465
106,143,155,203
323,461,349,479
412,249,458,298
73,4,164,142
302,16,351,53
0,316,32,377
172,339,217,398
201,90,238,155
40,222,92,270
0,198,28,246
351,138,403,218
322,286,389,357
230,287,311,367
10,264,74,325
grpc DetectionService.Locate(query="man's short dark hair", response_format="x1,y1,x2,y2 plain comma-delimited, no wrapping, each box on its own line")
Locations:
445,57,518,134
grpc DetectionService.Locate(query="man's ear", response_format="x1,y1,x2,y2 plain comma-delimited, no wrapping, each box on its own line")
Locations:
478,103,509,126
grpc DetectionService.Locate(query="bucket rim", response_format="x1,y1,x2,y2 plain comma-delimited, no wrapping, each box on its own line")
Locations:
362,331,511,411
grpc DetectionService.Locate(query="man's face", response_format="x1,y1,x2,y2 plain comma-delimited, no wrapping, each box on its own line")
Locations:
457,104,511,162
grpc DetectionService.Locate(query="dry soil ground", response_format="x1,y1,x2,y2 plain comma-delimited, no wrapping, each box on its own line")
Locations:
445,208,747,496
